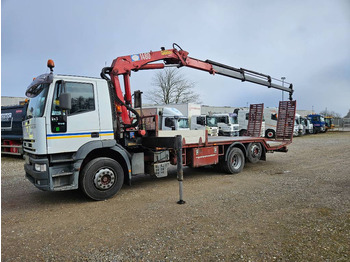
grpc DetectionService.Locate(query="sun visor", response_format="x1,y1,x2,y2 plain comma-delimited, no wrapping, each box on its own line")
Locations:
25,73,53,98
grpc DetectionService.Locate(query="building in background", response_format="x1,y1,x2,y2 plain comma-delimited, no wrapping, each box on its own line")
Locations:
1,96,27,106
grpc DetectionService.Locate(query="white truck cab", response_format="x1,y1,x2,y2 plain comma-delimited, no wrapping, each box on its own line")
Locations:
140,107,189,131
264,108,278,138
23,73,117,191
190,115,218,136
161,107,189,130
305,117,314,134
294,113,306,136
234,108,265,137
213,113,239,136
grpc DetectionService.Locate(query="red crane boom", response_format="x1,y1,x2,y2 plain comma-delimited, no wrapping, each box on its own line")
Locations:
101,43,293,128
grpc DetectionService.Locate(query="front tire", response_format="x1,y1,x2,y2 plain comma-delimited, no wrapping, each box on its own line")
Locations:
80,157,124,201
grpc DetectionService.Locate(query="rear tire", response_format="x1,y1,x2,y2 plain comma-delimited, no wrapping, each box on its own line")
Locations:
223,147,245,174
247,142,262,164
79,157,124,201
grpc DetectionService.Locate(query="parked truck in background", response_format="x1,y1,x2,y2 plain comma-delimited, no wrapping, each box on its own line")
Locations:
190,115,219,136
22,43,295,201
138,106,189,131
308,114,326,133
167,103,201,120
324,116,334,131
294,113,305,136
234,107,265,137
214,113,239,136
1,102,28,155
168,103,218,136
264,107,278,138
303,116,313,134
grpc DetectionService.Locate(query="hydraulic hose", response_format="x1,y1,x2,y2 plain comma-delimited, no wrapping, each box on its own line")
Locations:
100,67,140,129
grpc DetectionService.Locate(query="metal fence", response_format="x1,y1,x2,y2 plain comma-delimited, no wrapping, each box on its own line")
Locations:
332,118,350,131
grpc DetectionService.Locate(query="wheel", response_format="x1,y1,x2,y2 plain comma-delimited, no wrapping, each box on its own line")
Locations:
223,147,245,174
265,129,275,139
79,157,124,201
247,142,262,164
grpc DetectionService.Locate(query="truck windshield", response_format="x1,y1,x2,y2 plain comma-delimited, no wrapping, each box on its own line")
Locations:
229,116,238,124
178,118,189,129
206,116,217,127
325,118,332,125
26,84,50,118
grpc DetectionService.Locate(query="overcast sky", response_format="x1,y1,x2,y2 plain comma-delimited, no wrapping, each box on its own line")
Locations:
2,0,350,116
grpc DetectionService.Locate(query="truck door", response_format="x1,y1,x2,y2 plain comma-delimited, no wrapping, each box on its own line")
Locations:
47,79,101,154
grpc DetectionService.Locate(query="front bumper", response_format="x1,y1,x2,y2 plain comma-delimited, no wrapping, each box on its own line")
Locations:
24,154,50,191
24,153,78,191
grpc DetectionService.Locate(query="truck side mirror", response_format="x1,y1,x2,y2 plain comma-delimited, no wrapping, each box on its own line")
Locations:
59,93,72,110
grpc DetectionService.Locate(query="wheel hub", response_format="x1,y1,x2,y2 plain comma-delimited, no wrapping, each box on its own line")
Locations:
251,145,260,157
231,154,240,167
94,168,116,190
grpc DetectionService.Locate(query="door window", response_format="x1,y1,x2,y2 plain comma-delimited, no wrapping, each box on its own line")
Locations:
51,81,95,133
66,82,95,115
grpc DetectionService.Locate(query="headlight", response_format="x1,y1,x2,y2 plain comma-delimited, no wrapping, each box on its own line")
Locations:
34,163,47,172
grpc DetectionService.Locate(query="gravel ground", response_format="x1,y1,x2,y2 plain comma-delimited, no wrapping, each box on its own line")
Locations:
1,132,350,261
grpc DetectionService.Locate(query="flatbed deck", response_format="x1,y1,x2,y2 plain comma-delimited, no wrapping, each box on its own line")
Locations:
180,134,291,152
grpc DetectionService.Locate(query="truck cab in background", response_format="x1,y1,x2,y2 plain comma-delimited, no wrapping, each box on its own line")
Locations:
324,116,334,131
140,107,189,131
264,108,278,138
213,113,239,136
308,114,326,133
1,102,28,155
294,113,305,136
234,108,265,137
294,114,313,136
190,115,218,136
303,116,313,134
